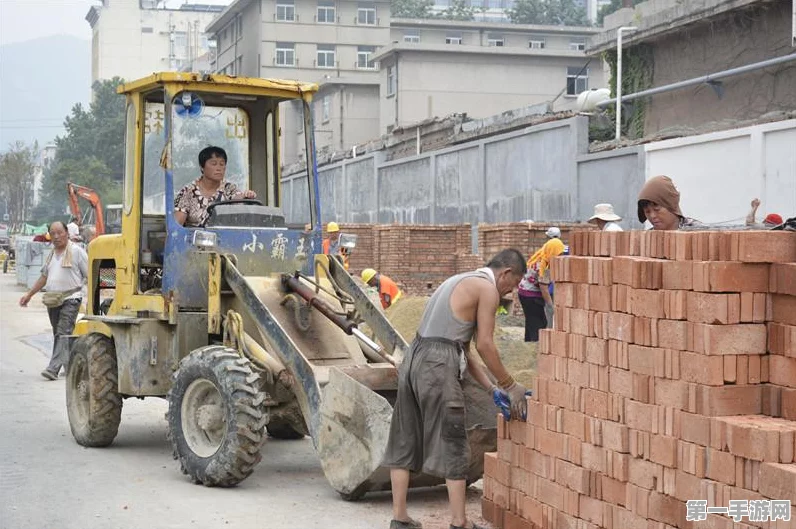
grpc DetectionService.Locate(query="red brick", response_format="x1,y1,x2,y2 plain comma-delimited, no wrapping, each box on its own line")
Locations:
536,474,567,511
625,483,650,518
562,410,586,441
503,510,531,529
655,379,689,411
690,323,767,356
628,457,663,491
758,462,796,503
633,316,659,347
692,261,770,293
629,288,665,319
769,294,796,326
566,358,589,389
735,231,796,263
601,476,627,507
582,389,609,420
535,428,568,460
581,442,605,473
585,337,608,365
522,495,543,528
739,292,767,323
556,458,592,494
686,291,740,325
578,495,604,526
661,260,693,291
525,448,555,480
768,322,796,357
677,440,706,477
782,388,796,421
647,491,684,527
602,420,630,453
608,312,634,343
612,256,663,289
663,290,687,320
549,330,569,357
657,319,690,351
705,447,736,486
632,373,653,404
626,400,655,432
673,469,703,503
696,385,763,416
588,284,612,313
679,351,724,386
569,308,593,337
769,355,796,389
481,498,501,528
649,435,678,468
608,367,633,399
608,340,629,369
612,283,631,313
770,263,796,296
628,429,650,459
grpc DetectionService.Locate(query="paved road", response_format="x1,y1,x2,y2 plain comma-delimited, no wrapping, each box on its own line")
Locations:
0,273,485,529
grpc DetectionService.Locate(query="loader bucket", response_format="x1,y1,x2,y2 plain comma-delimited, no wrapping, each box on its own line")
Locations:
222,256,497,499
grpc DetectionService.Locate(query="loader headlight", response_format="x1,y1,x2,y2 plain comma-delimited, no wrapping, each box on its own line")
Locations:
192,230,217,249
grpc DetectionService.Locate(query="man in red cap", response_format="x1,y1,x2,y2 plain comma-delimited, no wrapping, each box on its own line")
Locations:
746,198,782,228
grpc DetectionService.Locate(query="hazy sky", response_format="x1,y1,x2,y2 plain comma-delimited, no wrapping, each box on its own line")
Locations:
0,0,231,46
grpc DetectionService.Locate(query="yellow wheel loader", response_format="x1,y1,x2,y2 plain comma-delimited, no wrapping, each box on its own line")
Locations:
66,73,497,499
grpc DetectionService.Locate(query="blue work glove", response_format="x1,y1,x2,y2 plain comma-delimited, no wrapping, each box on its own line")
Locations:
492,386,511,422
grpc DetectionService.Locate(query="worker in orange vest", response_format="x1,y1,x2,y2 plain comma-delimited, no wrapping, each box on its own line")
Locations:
361,268,402,309
322,221,349,270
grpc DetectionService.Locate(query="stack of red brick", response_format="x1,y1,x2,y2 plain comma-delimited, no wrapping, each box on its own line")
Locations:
482,229,796,529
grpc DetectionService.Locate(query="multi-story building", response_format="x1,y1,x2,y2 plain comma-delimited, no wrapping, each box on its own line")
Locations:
588,0,796,138
378,18,604,132
205,1,604,165
86,0,224,84
207,0,389,163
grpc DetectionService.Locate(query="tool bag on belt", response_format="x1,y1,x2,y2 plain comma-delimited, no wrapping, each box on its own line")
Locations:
42,286,82,308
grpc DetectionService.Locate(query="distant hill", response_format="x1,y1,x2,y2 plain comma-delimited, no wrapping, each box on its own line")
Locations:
0,35,90,151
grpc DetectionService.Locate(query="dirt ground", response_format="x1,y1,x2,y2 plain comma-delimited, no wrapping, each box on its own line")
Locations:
386,296,537,387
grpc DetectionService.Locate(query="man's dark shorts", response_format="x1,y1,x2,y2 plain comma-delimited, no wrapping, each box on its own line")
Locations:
382,336,470,480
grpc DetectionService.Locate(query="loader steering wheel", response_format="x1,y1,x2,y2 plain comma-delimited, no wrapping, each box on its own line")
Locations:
207,199,264,212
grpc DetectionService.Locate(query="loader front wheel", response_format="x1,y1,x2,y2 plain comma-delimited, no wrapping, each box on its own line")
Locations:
167,346,268,487
66,333,122,447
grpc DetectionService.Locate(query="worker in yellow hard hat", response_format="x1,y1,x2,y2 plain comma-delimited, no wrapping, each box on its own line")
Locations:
361,268,402,309
322,221,349,270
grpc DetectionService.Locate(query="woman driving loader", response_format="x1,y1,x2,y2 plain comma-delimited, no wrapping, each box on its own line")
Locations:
174,146,257,227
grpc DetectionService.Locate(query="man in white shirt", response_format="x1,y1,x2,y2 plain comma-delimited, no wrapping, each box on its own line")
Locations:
67,217,82,242
588,203,624,232
19,221,89,380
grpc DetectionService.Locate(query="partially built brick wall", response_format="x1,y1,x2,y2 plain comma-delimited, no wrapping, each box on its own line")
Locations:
335,222,593,296
482,229,796,529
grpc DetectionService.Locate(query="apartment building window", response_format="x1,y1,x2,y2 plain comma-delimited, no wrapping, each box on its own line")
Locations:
445,33,462,45
277,0,295,21
403,31,420,44
321,96,330,123
487,33,504,47
570,37,586,51
237,17,244,39
317,44,336,68
387,66,396,96
357,2,376,25
174,31,188,51
566,66,589,95
529,37,545,49
317,0,336,23
357,45,376,69
276,42,296,66
141,26,154,34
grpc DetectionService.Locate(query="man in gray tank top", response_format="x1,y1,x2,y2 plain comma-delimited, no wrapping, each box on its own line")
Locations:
383,249,530,529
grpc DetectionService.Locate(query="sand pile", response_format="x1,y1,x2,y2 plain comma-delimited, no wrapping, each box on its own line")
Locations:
386,296,536,385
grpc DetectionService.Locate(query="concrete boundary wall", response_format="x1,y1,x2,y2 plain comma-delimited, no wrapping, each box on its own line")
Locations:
282,117,795,231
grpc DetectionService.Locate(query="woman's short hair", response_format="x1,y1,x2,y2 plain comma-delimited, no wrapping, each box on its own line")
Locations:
198,146,228,168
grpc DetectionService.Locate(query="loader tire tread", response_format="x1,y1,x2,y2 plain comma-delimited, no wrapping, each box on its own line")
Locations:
167,345,267,487
66,333,123,447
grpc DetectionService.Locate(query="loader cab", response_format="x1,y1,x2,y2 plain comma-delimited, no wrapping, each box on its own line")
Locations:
87,73,322,318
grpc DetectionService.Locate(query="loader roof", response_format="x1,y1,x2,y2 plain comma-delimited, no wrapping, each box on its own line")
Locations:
117,72,319,99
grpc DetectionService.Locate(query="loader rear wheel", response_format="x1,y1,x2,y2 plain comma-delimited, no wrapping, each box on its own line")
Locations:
66,333,122,447
266,420,305,440
167,346,268,487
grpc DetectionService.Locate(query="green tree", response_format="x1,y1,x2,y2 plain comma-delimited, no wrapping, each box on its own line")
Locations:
508,0,588,25
0,142,38,224
391,0,434,18
35,78,125,221
596,0,643,25
439,0,475,21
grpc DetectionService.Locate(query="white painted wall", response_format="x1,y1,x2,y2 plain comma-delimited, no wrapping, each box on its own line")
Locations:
644,120,796,225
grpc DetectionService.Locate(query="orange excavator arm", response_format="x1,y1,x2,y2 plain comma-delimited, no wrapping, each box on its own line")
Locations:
66,182,105,236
